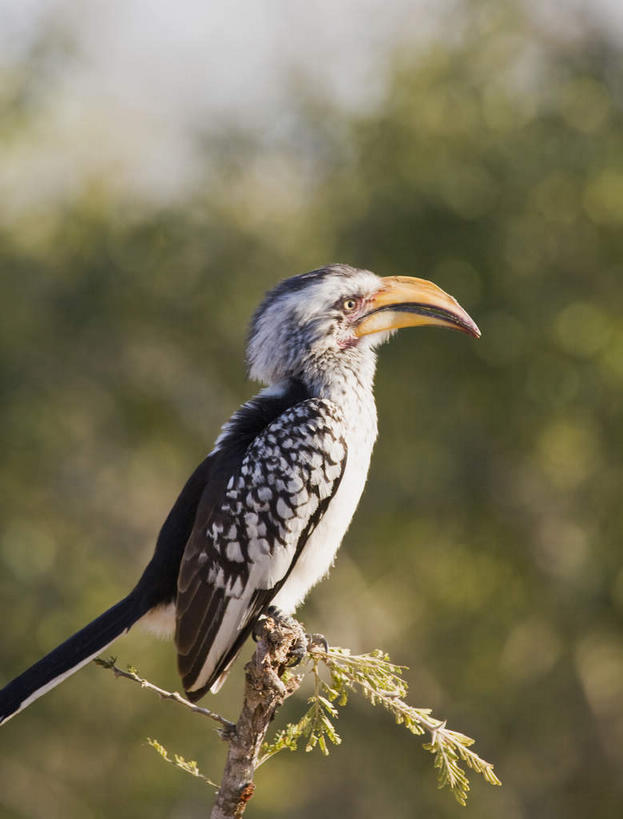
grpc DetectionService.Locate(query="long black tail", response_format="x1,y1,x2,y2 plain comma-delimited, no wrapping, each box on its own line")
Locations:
0,591,150,725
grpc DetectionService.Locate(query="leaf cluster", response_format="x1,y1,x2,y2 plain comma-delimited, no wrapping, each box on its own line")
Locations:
147,738,218,788
261,646,501,806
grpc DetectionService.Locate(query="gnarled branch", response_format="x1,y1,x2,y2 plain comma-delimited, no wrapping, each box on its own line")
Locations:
209,615,307,819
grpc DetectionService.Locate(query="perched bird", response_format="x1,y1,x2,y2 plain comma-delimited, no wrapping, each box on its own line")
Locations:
0,264,479,724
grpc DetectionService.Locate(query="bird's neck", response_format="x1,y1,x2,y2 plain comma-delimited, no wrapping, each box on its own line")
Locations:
301,349,379,437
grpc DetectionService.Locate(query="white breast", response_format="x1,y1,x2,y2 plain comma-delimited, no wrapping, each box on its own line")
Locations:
271,393,377,614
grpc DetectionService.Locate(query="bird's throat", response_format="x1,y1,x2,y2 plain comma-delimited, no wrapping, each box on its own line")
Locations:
301,348,378,441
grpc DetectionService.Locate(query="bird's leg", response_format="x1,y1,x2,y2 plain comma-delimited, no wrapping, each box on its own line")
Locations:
251,607,328,663
251,605,296,640
251,617,265,643
253,605,308,666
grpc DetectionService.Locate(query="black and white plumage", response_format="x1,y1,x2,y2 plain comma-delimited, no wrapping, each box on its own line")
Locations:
177,398,347,698
0,264,479,723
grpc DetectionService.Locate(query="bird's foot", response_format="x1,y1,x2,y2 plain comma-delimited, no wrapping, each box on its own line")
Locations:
257,605,307,666
285,638,308,667
252,605,294,641
305,632,329,653
252,608,328,665
251,617,265,643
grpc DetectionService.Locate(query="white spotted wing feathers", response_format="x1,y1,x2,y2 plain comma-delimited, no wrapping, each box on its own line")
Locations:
175,399,347,698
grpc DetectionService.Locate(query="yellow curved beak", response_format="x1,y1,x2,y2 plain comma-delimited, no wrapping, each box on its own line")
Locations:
354,276,481,339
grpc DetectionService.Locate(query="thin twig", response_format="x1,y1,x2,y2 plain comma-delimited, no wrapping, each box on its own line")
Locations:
93,657,235,732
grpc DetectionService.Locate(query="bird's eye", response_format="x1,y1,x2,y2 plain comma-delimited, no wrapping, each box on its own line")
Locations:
342,298,358,313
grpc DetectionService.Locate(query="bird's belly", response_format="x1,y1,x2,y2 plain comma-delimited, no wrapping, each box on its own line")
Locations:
271,447,372,615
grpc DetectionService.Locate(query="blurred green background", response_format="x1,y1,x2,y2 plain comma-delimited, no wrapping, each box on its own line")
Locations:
2,1,623,817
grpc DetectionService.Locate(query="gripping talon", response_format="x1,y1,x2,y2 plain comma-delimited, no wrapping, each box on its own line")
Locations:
257,607,328,665
262,606,307,666
306,633,329,653
285,638,307,667
251,616,266,642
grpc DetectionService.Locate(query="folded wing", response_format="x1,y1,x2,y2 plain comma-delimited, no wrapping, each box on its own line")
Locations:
175,398,347,700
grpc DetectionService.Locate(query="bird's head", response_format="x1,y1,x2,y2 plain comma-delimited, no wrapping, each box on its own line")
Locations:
247,264,480,387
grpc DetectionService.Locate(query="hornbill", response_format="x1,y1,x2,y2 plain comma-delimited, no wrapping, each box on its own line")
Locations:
0,264,479,724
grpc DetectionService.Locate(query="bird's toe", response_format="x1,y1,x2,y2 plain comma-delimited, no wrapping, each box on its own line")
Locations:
306,632,329,653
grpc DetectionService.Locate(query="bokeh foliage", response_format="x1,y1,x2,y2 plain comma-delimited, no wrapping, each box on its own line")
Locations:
1,2,623,817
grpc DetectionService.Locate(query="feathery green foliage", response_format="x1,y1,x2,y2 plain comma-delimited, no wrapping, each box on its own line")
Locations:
147,738,218,788
261,646,501,805
97,648,499,806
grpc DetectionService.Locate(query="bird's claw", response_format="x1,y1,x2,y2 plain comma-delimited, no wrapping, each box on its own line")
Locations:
252,608,328,665
265,604,289,623
306,632,329,653
265,606,308,666
251,617,264,642
285,636,308,667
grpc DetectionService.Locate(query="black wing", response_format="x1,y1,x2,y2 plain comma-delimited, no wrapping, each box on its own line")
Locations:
175,398,347,700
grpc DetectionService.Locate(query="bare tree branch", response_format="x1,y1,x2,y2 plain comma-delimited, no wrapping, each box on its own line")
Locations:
94,657,235,732
209,616,307,819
